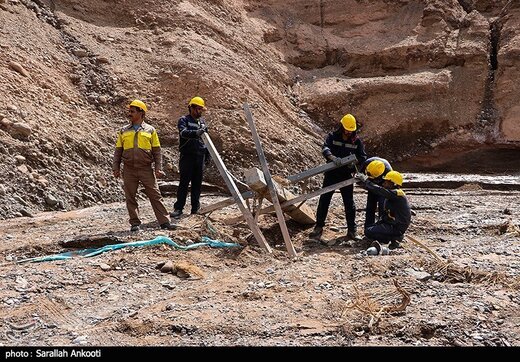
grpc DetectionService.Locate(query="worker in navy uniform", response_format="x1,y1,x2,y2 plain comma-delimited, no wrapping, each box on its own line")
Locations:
171,96,210,218
360,157,392,230
355,170,411,250
309,114,367,241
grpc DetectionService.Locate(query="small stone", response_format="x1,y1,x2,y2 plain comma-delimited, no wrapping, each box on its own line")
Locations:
10,122,32,138
0,117,12,127
9,61,29,77
72,336,87,345
98,263,111,271
97,56,110,64
17,164,29,174
72,49,88,57
14,155,26,163
44,194,60,206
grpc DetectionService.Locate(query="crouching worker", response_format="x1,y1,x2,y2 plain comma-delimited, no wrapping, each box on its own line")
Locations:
355,171,410,250
112,100,176,232
361,157,392,230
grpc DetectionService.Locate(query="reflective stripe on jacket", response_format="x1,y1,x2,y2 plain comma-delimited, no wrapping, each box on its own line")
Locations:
178,114,207,155
321,129,367,169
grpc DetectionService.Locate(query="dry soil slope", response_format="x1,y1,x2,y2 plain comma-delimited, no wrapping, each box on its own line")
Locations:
0,0,519,220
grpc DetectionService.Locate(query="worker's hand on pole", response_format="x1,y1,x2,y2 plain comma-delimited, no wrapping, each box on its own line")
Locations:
329,155,342,166
354,172,368,182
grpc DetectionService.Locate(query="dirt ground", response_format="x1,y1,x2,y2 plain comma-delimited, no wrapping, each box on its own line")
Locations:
1,177,519,347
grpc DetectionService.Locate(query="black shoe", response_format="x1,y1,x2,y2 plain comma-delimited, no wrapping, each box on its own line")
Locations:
191,208,200,215
309,226,323,239
347,231,362,241
389,240,401,250
160,223,177,230
130,225,141,232
170,210,183,218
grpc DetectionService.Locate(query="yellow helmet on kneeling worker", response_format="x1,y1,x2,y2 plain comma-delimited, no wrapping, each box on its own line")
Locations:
366,160,385,179
383,171,403,187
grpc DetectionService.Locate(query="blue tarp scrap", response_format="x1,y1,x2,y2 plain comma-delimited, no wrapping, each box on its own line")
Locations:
17,235,240,263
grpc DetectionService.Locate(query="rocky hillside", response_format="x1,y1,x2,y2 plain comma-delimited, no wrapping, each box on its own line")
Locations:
0,0,518,219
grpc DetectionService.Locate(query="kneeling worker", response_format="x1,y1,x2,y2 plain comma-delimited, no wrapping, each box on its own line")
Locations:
356,170,410,250
361,157,392,230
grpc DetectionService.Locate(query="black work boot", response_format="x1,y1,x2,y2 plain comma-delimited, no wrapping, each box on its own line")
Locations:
389,240,401,250
347,230,362,241
160,222,177,230
309,226,323,239
170,210,183,219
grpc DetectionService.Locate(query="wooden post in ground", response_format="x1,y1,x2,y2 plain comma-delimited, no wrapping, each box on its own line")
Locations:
243,103,297,258
201,133,272,253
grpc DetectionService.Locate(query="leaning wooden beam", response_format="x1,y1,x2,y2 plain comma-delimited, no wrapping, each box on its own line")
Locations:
199,191,254,215
201,133,272,253
244,103,297,258
287,154,358,183
228,178,357,223
244,167,315,225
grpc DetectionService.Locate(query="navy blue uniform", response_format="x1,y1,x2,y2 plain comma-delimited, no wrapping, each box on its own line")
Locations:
315,129,367,232
173,115,208,214
361,157,392,229
363,181,411,244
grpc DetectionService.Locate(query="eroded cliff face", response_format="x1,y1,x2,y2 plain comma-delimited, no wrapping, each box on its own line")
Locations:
0,0,518,218
247,0,518,166
496,3,520,142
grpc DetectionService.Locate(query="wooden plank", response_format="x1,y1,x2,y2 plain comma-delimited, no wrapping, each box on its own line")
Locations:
286,154,358,183
198,191,254,215
243,103,297,258
244,167,315,225
228,178,357,223
201,133,272,253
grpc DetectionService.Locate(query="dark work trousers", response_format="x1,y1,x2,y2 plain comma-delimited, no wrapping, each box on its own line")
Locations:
364,191,386,229
122,165,170,227
174,153,204,213
364,222,404,244
315,168,356,232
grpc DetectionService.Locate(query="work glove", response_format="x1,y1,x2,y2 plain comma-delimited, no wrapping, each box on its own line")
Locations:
330,155,343,166
196,126,207,137
354,172,368,182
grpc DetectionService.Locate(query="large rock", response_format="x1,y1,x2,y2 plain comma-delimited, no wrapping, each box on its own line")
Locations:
495,5,520,142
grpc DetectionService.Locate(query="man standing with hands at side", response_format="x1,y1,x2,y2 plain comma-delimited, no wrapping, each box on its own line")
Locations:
171,96,210,218
112,100,176,232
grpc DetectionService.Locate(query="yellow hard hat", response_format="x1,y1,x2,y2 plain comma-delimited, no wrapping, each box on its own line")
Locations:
366,160,385,179
128,99,148,112
189,96,206,108
340,114,357,131
383,171,403,186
